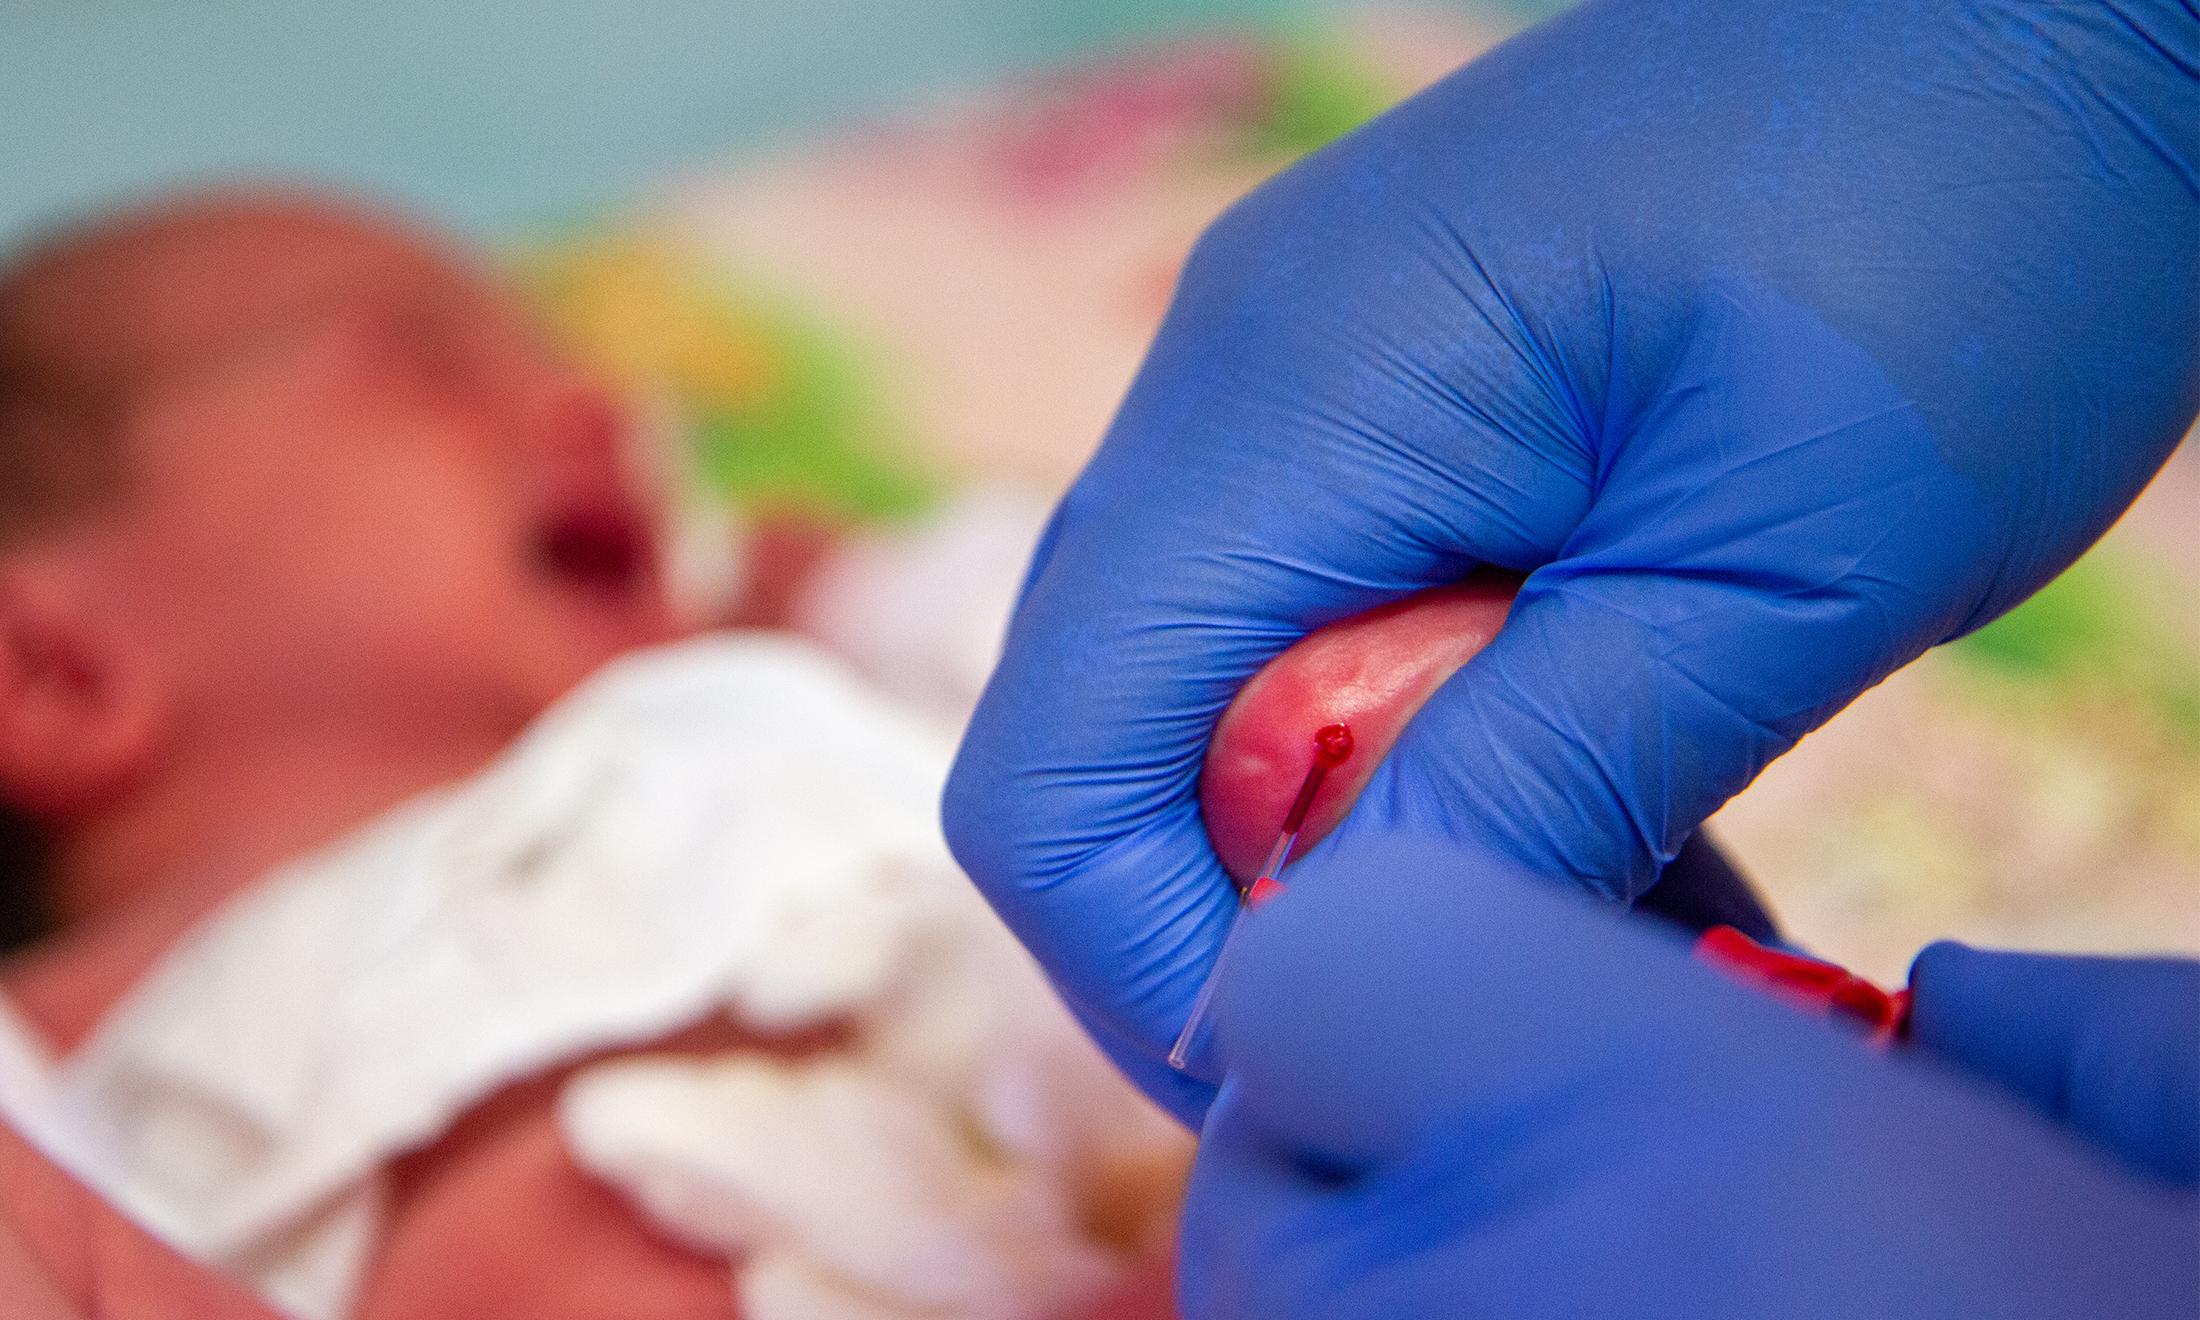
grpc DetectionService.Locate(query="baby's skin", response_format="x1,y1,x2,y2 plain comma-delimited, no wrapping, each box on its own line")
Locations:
0,190,1181,1320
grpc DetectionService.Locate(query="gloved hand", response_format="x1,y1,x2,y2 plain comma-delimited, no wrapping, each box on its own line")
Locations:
943,0,2200,1119
1181,835,2199,1320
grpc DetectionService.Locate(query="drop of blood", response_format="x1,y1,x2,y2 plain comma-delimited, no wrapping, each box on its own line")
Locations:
1312,723,1354,769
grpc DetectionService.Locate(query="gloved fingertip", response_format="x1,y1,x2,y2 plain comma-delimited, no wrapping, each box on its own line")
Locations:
1908,941,2200,1188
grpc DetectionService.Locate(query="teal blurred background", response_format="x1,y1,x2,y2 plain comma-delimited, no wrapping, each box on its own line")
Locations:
0,0,1549,248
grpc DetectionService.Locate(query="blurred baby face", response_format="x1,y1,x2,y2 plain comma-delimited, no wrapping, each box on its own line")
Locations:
80,204,676,758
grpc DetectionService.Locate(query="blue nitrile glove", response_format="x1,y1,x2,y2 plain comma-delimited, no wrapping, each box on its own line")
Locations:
1180,835,2200,1320
942,0,2200,1120
1906,941,2200,1188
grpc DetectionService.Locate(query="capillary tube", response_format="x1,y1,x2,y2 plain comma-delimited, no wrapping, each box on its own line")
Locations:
1167,723,1354,1070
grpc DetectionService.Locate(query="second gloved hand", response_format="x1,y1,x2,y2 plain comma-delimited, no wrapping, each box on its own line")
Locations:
1181,835,2200,1320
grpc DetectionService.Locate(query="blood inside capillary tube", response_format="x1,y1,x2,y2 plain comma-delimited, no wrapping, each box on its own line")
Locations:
1168,723,1354,1070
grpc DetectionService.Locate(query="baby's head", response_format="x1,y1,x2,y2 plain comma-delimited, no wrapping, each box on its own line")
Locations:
0,189,675,934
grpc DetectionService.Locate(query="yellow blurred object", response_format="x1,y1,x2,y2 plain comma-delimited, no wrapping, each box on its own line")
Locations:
527,239,779,409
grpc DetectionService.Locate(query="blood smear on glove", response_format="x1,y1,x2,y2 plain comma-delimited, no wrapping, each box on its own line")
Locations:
1168,724,1353,1071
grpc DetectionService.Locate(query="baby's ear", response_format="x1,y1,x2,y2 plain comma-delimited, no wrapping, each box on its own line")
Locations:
0,562,158,820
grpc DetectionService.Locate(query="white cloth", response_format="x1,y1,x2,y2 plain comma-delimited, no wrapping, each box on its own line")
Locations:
793,488,1052,722
46,634,1181,1320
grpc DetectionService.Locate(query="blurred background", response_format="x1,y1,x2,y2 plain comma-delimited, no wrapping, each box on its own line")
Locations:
4,0,2192,981
0,0,1564,246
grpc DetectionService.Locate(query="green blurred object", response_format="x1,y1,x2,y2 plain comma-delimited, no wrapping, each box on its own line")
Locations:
522,236,942,526
689,304,941,524
1243,34,1395,156
1954,552,2200,744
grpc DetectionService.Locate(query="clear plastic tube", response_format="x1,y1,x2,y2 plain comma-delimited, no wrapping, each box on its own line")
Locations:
1167,723,1352,1071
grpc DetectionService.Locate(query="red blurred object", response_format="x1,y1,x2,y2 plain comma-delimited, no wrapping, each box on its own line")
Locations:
1695,925,1912,1045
